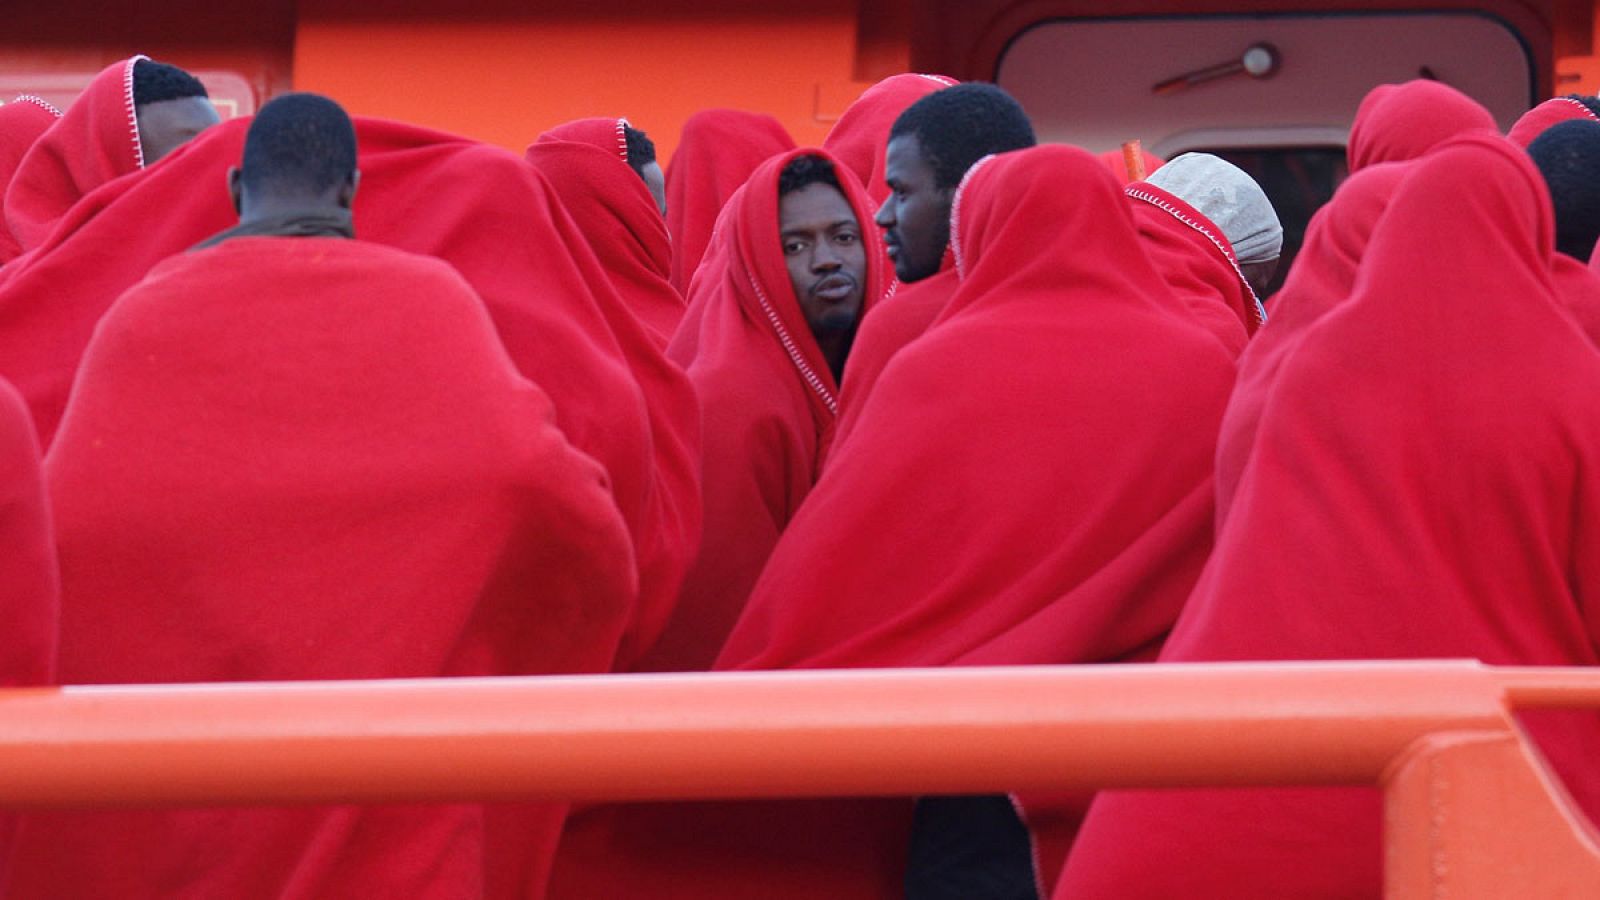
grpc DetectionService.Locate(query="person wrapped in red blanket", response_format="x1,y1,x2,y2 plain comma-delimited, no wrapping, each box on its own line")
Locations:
5,94,636,900
1214,161,1408,526
666,109,794,293
1509,95,1600,148
526,117,682,346
1345,79,1496,172
1058,132,1600,900
0,96,61,264
4,56,217,256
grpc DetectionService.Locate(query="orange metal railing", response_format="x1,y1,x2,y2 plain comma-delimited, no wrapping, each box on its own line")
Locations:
0,661,1597,897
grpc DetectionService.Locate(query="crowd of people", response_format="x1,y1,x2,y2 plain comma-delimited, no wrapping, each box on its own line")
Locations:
0,52,1597,899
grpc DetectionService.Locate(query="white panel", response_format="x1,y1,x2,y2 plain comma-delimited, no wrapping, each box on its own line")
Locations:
997,13,1532,153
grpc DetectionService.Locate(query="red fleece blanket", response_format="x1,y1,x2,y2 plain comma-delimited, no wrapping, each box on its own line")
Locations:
527,117,684,346
829,263,955,460
4,57,145,254
1509,96,1600,148
665,109,794,293
11,237,636,899
1215,161,1407,526
1125,180,1263,357
0,96,62,263
1059,134,1600,900
823,73,957,206
1346,79,1496,171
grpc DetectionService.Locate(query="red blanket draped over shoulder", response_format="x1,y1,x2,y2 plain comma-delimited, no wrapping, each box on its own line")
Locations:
1215,162,1406,525
823,73,957,206
9,236,635,899
643,146,1231,896
666,109,794,293
0,374,56,686
1509,96,1600,148
1346,79,1497,171
4,56,145,254
1058,134,1600,900
0,96,62,263
527,117,684,345
829,263,955,459
1125,180,1263,356
0,373,56,886
0,116,696,672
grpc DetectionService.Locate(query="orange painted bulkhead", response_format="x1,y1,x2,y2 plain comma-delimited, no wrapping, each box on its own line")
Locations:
2,0,1599,160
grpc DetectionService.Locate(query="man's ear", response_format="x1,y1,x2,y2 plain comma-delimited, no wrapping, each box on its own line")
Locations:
227,167,243,216
338,170,360,210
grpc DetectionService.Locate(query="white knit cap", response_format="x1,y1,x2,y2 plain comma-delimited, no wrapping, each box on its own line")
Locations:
1146,152,1283,263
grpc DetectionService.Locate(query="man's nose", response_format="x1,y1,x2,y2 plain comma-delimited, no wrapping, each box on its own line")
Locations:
874,197,894,229
811,239,843,271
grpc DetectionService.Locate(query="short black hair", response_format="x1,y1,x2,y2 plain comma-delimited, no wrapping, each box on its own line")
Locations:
240,92,357,195
623,123,655,179
132,59,208,107
1562,94,1600,119
778,153,843,198
1528,119,1600,261
888,83,1035,189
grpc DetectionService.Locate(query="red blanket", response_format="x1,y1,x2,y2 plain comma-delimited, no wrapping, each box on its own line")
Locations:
0,374,55,687
0,96,62,263
1125,180,1263,357
4,57,145,254
1346,79,1496,171
1509,96,1600,148
1058,133,1600,900
0,373,56,887
830,263,955,461
10,236,635,899
0,115,697,673
666,109,794,293
1553,252,1600,346
1215,162,1407,525
823,73,957,205
527,117,684,345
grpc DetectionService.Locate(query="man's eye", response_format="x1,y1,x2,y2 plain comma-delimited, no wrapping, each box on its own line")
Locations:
835,233,858,245
784,241,805,255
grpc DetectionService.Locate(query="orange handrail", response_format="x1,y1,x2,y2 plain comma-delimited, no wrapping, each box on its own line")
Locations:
0,659,1575,805
0,660,1597,896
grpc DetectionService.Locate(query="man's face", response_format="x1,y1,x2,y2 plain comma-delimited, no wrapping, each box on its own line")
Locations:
876,133,954,283
778,181,868,340
136,97,221,165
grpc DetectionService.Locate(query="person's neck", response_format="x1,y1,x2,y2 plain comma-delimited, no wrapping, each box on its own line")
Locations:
816,329,854,384
237,199,349,227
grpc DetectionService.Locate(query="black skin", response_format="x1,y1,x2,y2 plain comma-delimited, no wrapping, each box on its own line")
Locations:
136,97,221,165
227,167,359,226
876,133,955,283
779,181,868,381
1240,258,1279,299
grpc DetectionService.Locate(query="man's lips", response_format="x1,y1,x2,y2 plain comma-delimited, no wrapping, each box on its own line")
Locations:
813,275,857,302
